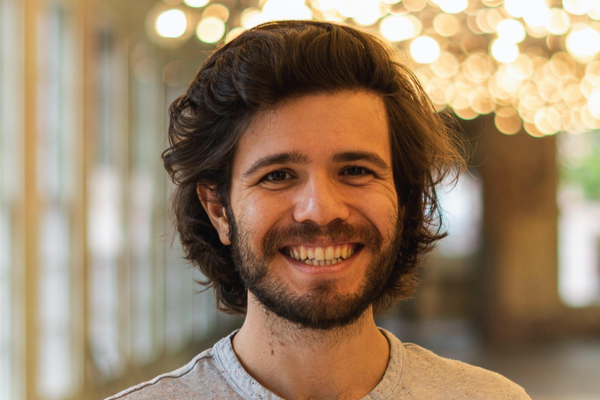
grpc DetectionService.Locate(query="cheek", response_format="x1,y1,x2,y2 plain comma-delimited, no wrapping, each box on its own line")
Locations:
373,210,399,243
353,195,399,241
232,193,291,243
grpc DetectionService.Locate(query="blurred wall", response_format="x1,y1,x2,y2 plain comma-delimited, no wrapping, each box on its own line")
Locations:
466,115,600,343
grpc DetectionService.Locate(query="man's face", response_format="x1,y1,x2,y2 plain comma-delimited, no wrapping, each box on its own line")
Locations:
226,91,401,329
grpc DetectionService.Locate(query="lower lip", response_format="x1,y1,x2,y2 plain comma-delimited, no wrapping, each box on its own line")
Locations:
280,248,362,275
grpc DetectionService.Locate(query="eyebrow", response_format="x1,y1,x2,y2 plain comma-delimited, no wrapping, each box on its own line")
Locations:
330,151,391,171
243,151,309,177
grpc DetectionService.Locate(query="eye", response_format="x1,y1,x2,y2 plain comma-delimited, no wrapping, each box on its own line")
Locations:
261,170,292,182
342,166,373,176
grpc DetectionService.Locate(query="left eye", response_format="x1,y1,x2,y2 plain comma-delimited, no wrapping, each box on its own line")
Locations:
342,167,371,176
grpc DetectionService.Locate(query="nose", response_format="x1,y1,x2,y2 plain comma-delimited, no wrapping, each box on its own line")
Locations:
292,173,350,226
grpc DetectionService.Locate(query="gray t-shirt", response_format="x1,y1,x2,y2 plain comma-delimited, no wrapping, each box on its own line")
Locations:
107,328,531,399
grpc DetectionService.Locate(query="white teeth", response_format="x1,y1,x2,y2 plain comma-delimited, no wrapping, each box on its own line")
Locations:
315,247,325,261
286,244,358,262
300,257,345,267
334,246,341,259
325,246,334,260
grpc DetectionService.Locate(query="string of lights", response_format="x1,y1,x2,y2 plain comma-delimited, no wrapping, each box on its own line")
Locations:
146,0,600,137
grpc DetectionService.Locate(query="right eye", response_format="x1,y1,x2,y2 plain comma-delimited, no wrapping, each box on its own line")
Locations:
261,170,292,182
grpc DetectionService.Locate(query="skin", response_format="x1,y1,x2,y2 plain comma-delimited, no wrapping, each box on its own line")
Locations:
199,90,399,399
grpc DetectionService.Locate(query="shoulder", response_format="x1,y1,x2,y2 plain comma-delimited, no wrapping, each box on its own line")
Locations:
400,343,531,399
105,347,237,400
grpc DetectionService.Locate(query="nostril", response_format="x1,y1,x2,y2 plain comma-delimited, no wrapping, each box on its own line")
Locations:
292,202,351,226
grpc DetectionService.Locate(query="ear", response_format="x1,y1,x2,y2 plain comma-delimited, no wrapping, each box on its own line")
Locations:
197,184,231,245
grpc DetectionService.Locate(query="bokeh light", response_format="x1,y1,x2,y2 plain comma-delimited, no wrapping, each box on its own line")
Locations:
437,0,468,14
567,26,600,61
496,19,526,43
203,4,230,22
156,9,187,39
547,8,571,35
431,51,460,78
525,121,546,137
196,16,225,43
563,0,592,15
183,0,210,8
504,0,526,18
353,1,387,26
411,36,441,64
241,8,264,29
380,15,421,42
262,0,312,21
146,0,600,137
587,89,600,117
590,1,600,19
402,0,427,12
434,13,460,37
491,39,520,63
226,27,245,43
495,107,522,134
535,106,562,135
523,0,551,28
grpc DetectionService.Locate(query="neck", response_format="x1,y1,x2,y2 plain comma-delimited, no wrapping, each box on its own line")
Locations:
232,294,390,400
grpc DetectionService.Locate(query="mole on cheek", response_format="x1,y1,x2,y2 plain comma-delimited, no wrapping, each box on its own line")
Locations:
271,349,274,356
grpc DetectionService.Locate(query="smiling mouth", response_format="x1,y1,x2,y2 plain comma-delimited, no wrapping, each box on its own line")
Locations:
279,243,362,266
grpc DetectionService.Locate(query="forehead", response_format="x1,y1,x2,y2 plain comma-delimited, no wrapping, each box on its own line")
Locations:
233,91,391,170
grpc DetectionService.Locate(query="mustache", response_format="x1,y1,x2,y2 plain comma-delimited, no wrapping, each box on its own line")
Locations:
262,220,383,261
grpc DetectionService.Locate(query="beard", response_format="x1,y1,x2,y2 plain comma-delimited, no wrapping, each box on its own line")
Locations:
227,208,402,331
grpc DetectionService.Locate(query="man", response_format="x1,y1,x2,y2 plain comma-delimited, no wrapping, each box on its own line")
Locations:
109,20,531,399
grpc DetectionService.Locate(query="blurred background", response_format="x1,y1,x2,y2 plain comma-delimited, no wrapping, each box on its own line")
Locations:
1,0,599,399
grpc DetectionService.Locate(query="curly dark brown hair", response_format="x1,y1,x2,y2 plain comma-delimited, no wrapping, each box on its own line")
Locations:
162,20,466,316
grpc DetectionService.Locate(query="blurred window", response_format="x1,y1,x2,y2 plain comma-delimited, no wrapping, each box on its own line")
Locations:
129,53,218,360
161,76,214,353
558,131,600,307
130,49,159,364
87,28,126,379
85,33,223,382
0,1,9,398
0,0,23,399
36,3,77,398
436,172,483,259
413,172,483,321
